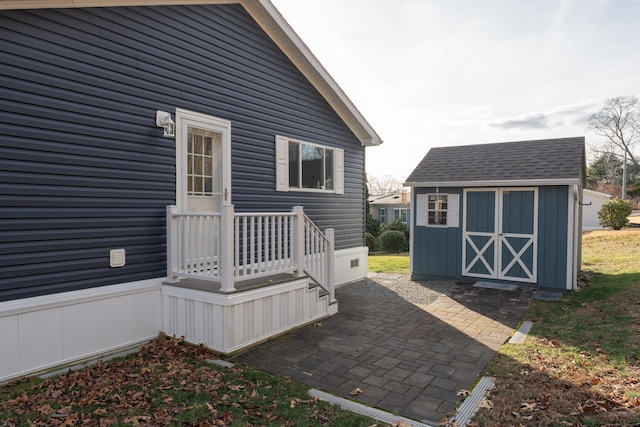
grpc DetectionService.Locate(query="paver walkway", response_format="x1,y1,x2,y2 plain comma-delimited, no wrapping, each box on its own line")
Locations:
230,274,536,425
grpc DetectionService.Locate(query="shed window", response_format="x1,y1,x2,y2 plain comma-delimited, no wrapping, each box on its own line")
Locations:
416,193,460,228
275,136,344,194
428,195,448,225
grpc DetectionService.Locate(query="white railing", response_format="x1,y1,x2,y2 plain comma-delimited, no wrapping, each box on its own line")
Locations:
233,211,296,280
300,210,335,303
166,205,334,301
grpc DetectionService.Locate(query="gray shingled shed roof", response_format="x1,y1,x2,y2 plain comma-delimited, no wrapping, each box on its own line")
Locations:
405,137,585,187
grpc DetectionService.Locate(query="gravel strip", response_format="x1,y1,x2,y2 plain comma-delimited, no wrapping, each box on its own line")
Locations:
337,273,456,306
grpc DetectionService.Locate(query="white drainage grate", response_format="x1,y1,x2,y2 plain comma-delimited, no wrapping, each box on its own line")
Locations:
308,389,434,427
450,376,495,427
508,321,533,344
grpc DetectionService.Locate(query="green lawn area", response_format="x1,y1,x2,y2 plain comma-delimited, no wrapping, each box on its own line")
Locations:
367,252,410,274
476,229,640,426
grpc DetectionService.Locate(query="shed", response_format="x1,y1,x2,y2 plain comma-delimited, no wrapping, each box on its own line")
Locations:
404,137,586,290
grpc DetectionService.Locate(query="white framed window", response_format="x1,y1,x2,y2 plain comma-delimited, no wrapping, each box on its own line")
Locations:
187,128,221,197
379,208,387,223
428,194,448,225
416,193,459,228
393,208,408,224
276,136,344,194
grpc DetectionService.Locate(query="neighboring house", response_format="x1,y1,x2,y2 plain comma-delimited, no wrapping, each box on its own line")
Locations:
0,0,381,382
582,189,612,230
404,137,586,291
369,192,411,226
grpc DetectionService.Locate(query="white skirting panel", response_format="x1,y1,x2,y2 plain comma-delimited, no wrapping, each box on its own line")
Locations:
162,278,330,355
334,246,369,286
0,279,163,383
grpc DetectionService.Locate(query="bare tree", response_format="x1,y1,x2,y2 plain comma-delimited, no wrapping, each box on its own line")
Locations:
367,175,403,196
588,95,640,170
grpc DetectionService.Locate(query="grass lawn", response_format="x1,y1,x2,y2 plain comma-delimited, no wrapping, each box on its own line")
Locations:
475,229,640,426
367,252,410,274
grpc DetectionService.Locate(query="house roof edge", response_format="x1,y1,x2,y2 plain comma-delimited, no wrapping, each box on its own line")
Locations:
403,178,582,188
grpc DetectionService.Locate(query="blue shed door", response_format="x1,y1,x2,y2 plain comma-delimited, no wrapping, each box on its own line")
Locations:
463,188,538,283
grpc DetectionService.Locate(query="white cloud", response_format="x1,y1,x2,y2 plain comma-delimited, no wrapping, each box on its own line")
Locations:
488,101,598,131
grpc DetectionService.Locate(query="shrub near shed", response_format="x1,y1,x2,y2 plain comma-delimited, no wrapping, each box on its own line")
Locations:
598,198,633,230
378,230,406,253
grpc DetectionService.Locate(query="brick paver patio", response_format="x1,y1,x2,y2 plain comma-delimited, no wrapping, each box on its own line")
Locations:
230,274,535,425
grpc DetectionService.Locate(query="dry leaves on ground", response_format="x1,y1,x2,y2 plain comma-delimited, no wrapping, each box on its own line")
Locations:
0,334,367,426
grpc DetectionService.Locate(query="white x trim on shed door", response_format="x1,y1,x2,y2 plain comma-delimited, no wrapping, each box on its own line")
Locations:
463,188,538,283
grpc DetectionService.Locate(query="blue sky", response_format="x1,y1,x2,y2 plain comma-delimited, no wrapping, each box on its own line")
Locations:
271,0,640,181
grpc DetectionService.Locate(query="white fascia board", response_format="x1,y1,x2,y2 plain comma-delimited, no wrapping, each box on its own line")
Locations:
0,0,236,8
403,178,581,188
1,0,383,148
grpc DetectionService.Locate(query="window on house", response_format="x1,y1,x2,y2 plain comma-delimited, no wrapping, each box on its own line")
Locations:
428,194,448,225
187,128,220,197
393,208,408,224
379,208,387,224
276,136,344,193
288,142,334,190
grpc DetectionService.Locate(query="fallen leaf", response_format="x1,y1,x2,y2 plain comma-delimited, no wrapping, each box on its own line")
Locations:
456,389,470,396
350,387,364,396
540,393,550,409
521,402,537,412
123,415,151,426
478,399,493,409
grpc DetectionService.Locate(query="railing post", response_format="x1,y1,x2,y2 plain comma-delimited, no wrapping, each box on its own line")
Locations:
166,205,180,283
325,228,336,304
219,204,236,292
293,206,305,278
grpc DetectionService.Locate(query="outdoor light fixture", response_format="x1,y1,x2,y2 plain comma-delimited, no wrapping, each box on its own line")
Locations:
156,110,175,138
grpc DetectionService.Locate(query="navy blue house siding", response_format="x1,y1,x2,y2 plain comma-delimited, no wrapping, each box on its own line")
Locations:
0,5,366,301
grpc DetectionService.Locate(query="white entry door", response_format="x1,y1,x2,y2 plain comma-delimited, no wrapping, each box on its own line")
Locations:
463,188,538,283
175,109,231,272
176,109,231,212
